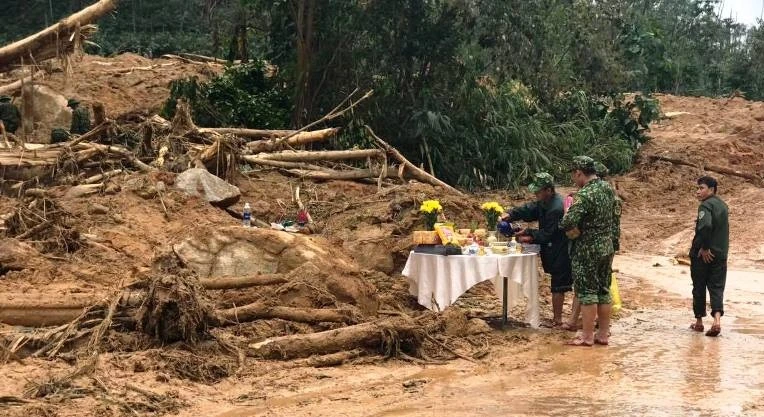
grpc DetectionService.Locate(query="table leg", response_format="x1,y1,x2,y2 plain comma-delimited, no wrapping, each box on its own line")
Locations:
502,276,508,327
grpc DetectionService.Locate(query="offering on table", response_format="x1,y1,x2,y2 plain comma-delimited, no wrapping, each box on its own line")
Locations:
434,223,456,245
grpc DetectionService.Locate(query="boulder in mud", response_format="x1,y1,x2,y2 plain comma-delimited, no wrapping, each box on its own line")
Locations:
175,168,241,207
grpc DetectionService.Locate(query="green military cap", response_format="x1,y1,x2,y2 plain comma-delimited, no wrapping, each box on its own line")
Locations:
528,172,555,193
594,161,609,178
67,98,80,107
571,155,596,171
0,95,11,102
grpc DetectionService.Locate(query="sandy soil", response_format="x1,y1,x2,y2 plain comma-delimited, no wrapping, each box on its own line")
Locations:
1,55,763,416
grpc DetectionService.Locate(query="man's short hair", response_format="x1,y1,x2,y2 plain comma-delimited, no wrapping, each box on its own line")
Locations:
697,176,718,193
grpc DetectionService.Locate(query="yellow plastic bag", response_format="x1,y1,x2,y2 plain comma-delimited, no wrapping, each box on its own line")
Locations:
610,272,622,314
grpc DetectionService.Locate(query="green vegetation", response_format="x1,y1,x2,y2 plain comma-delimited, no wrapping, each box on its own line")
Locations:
0,0,759,189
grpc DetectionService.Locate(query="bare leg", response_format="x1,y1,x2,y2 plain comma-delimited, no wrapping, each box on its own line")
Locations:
564,296,580,329
596,303,612,342
552,293,565,325
580,304,597,344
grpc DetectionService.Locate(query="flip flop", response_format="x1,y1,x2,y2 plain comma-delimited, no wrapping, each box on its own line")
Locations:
689,323,704,332
705,324,721,337
594,338,609,346
565,338,593,347
560,323,578,332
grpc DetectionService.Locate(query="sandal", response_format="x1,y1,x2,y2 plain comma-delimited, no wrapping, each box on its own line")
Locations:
565,338,593,347
689,323,704,332
594,338,609,346
705,324,721,337
560,323,579,332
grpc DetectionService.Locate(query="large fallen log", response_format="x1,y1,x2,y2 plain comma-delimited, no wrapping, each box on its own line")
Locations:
0,70,46,95
247,318,422,359
365,125,464,195
217,302,353,325
199,127,295,139
199,274,288,290
648,155,762,183
284,167,399,181
240,156,331,172
0,0,118,73
255,149,383,162
245,128,339,153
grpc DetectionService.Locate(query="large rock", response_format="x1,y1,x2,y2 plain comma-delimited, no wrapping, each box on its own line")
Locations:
173,227,377,314
17,84,71,144
173,227,358,278
175,168,241,207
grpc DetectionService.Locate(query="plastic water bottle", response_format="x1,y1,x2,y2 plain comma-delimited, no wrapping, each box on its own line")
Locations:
508,236,518,254
242,202,251,227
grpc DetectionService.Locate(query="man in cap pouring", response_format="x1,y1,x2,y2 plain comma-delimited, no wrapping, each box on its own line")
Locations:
501,172,572,327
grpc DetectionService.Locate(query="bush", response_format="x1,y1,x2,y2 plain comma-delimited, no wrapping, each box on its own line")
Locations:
161,61,291,129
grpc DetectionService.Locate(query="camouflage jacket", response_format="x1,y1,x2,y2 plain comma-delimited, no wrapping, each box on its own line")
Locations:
70,107,91,135
0,102,21,133
560,178,619,258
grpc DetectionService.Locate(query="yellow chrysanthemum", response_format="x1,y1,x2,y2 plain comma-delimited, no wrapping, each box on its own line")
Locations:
481,201,504,214
420,200,443,214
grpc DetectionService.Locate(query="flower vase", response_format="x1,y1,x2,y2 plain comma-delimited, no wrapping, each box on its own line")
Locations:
486,230,498,246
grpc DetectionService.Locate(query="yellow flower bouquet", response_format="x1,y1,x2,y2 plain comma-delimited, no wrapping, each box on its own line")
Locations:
419,199,443,231
481,201,504,231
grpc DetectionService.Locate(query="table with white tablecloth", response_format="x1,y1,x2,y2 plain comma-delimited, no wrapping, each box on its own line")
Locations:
401,252,540,328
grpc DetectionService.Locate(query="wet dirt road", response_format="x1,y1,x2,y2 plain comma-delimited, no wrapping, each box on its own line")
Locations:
211,254,764,417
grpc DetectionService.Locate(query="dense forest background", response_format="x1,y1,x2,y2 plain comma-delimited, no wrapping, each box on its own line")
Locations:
1,0,762,188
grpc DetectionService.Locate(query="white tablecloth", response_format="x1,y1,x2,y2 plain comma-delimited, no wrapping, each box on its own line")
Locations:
401,252,540,328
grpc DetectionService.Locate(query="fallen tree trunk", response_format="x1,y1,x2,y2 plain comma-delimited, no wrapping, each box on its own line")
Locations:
247,318,422,359
0,70,46,95
179,53,239,65
199,274,288,290
649,155,762,183
76,142,155,172
199,127,296,139
0,0,118,73
255,149,383,162
284,168,398,181
217,302,353,325
241,156,331,172
364,125,464,195
245,128,339,153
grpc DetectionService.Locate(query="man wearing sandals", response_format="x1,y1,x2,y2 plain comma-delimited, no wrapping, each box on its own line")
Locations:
690,176,729,337
560,156,619,346
501,172,572,328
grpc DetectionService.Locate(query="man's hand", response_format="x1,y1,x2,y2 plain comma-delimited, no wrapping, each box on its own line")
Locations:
515,228,527,236
517,235,533,244
500,212,510,221
565,227,581,240
699,248,715,264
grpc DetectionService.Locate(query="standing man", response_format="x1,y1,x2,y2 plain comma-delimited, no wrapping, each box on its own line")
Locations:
689,176,729,337
502,172,572,327
560,156,619,346
68,98,91,135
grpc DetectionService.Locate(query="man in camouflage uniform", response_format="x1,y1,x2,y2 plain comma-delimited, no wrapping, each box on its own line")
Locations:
0,95,21,134
689,176,729,337
560,156,619,346
68,98,91,135
502,172,572,326
562,160,622,332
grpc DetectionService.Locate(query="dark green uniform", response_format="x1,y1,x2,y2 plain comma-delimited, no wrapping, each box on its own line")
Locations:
690,194,729,318
70,106,91,135
508,193,572,293
561,178,619,305
0,96,21,133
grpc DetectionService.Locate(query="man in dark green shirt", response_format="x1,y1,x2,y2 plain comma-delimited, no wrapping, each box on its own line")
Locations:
502,172,572,327
68,98,91,135
689,176,729,337
0,95,21,134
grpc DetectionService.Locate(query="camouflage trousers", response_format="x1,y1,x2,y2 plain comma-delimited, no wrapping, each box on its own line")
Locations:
572,252,613,305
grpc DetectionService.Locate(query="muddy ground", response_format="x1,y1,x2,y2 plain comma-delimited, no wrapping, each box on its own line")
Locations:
1,56,763,416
